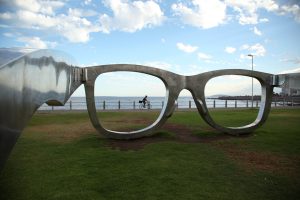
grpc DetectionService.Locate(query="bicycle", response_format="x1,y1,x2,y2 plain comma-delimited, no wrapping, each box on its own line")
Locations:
138,101,151,109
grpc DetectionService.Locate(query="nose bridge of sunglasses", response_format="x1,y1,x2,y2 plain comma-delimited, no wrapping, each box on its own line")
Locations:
195,98,208,113
184,75,209,114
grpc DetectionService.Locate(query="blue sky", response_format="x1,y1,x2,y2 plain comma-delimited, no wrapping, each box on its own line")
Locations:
0,0,300,97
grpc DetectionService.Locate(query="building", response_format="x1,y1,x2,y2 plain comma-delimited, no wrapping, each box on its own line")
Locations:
281,73,300,96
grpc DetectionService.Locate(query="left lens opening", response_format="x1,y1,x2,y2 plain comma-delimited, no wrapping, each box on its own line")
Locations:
94,71,166,132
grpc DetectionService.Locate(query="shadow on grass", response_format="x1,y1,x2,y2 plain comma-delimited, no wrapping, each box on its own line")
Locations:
105,122,248,151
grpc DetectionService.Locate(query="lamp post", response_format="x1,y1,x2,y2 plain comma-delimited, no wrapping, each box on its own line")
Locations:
247,54,254,108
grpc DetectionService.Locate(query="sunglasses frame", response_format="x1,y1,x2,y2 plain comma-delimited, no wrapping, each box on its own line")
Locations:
84,64,275,139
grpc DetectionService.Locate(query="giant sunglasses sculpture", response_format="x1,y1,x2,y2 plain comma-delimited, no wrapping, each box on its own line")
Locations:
0,48,294,170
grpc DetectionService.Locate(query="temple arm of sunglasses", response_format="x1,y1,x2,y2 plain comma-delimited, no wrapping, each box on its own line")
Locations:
0,48,81,171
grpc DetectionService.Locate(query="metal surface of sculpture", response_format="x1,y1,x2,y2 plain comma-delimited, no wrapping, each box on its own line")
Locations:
0,48,82,170
0,48,295,170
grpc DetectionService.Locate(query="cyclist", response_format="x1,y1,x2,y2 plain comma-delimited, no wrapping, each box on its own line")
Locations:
142,95,148,108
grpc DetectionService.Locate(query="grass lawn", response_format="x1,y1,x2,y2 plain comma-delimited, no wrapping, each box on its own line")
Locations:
0,108,299,200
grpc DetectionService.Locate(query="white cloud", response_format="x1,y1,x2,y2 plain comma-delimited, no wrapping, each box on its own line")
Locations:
0,3,100,43
239,54,248,59
16,10,57,28
240,43,266,57
99,0,164,33
0,12,13,20
17,36,57,49
56,14,100,43
225,0,279,25
241,44,250,50
176,42,198,53
142,61,172,70
198,52,212,61
84,0,92,5
280,4,300,23
172,0,227,29
3,32,14,37
142,61,203,75
225,0,300,24
280,57,300,64
0,0,100,43
279,67,300,74
253,26,262,36
179,65,205,76
225,46,236,54
13,0,65,15
68,8,97,17
259,18,269,23
249,43,266,56
239,11,259,25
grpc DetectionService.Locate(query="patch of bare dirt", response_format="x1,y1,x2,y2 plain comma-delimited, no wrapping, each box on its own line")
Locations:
163,123,231,143
215,143,300,175
106,122,231,150
24,121,95,143
104,119,153,124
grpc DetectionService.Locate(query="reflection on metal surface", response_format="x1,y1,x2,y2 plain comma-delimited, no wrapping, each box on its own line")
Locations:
280,73,300,96
0,48,36,67
0,48,81,170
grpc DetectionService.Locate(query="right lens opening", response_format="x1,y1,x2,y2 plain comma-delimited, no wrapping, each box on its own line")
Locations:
205,75,262,128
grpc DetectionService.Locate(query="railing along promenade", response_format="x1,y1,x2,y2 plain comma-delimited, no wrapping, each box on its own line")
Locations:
39,96,300,111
